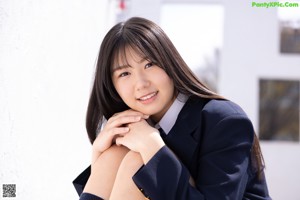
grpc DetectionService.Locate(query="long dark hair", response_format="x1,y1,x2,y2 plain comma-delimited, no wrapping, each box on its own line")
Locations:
86,17,265,175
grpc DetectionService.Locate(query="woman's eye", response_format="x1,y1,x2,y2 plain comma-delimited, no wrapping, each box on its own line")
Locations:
119,72,130,77
145,62,153,69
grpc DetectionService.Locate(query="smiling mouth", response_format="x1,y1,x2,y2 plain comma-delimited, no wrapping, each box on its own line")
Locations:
137,92,158,101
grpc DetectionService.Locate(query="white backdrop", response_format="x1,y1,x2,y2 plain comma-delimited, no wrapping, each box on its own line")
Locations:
1,0,300,200
0,0,112,199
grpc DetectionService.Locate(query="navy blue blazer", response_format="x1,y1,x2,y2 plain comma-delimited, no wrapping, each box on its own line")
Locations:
73,97,271,200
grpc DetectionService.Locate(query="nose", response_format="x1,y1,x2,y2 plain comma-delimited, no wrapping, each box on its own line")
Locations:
135,73,150,91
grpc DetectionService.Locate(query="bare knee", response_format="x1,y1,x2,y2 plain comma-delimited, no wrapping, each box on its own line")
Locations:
100,145,129,161
83,145,130,199
93,145,129,170
109,151,145,199
118,151,144,175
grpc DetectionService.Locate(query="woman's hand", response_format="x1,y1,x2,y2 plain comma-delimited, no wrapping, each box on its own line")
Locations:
91,110,148,164
115,119,165,164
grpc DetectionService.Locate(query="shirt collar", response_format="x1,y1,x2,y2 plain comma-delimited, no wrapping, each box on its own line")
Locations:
155,93,188,134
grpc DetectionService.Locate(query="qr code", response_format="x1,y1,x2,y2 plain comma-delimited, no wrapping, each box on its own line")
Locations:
2,184,16,198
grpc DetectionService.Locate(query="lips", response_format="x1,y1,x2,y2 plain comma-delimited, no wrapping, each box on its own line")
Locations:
137,92,158,101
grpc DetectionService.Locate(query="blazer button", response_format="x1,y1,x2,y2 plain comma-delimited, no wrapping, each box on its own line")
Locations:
138,187,150,199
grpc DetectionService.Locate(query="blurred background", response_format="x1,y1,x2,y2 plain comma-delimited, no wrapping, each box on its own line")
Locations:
1,0,300,199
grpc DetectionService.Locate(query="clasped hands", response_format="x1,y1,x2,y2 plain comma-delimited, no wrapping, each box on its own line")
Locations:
92,110,165,164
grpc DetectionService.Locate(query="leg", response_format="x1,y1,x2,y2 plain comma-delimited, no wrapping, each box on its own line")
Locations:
109,151,145,200
83,145,129,199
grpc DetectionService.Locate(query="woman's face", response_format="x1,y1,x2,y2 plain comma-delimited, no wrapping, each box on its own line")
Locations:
112,48,175,122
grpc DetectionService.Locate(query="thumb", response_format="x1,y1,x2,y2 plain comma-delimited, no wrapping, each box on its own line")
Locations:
115,136,124,146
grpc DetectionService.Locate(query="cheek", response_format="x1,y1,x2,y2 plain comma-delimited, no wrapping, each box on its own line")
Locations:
161,77,175,98
158,73,174,90
155,68,172,83
114,81,132,102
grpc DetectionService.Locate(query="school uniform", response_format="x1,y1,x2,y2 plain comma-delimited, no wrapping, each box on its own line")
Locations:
73,96,271,200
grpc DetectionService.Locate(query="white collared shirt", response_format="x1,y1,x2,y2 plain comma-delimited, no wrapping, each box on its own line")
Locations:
155,93,188,134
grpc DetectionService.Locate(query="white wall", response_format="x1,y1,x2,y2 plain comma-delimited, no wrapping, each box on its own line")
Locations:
126,0,161,24
0,0,111,199
219,1,300,199
1,0,300,200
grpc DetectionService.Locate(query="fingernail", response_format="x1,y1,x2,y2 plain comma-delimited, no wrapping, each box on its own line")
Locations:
143,115,149,119
135,116,141,120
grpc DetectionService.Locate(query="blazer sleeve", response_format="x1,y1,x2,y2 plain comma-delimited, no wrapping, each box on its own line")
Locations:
73,166,91,196
132,114,254,200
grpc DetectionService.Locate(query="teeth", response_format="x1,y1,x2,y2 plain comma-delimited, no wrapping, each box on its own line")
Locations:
139,92,156,101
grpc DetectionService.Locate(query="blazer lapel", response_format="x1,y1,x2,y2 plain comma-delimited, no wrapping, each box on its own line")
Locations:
163,97,208,167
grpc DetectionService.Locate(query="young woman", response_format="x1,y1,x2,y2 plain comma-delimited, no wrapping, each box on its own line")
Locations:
73,17,271,200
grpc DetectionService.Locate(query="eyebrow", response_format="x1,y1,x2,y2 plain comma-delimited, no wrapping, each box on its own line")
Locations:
112,65,131,73
112,57,148,73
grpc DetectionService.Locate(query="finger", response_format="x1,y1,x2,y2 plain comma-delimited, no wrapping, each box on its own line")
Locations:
111,110,149,120
112,131,127,143
111,127,130,135
115,136,124,146
110,115,143,128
